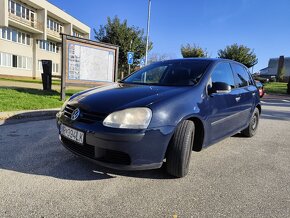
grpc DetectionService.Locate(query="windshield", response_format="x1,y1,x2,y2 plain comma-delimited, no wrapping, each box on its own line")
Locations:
122,60,211,86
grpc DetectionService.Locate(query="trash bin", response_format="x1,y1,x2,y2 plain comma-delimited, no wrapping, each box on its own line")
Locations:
41,60,52,91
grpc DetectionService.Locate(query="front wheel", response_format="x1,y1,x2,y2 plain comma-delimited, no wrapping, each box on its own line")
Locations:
241,108,260,137
166,120,195,178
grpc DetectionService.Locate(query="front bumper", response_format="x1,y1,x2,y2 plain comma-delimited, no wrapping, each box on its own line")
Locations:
56,112,175,170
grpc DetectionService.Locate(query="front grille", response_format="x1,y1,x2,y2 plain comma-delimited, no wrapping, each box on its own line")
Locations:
62,137,131,165
63,105,75,118
100,150,131,165
63,104,107,123
62,137,95,159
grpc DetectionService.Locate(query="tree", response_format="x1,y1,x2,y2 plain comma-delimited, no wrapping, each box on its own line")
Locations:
94,16,153,78
180,43,208,58
217,43,258,68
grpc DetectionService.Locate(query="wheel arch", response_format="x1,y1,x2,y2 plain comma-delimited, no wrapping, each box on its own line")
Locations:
166,116,205,154
187,117,205,152
256,103,262,114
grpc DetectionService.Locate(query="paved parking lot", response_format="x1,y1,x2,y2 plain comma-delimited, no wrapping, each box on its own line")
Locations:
0,96,290,217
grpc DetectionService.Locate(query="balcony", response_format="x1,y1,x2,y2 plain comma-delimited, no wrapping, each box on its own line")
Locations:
8,12,43,33
46,28,62,42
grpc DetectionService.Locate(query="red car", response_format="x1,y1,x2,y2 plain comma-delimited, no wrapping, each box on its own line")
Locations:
255,80,265,98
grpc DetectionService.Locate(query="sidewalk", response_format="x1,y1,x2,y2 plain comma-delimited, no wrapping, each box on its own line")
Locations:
263,92,290,100
0,80,87,90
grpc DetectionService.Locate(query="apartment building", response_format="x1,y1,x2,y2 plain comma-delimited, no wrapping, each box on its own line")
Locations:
0,0,90,78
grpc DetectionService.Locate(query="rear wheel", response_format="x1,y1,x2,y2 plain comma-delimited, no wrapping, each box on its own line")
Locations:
241,108,260,137
166,120,195,178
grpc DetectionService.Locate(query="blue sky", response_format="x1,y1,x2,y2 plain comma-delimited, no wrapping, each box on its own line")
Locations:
49,0,290,71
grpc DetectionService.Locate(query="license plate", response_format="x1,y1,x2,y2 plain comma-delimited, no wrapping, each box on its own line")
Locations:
60,124,84,144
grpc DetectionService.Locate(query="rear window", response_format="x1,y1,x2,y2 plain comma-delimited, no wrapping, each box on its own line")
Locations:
231,63,252,87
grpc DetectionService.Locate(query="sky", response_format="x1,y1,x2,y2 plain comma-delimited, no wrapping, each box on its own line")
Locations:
48,0,290,71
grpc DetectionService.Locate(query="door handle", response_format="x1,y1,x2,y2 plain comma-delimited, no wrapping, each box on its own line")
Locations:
252,92,256,96
235,96,241,102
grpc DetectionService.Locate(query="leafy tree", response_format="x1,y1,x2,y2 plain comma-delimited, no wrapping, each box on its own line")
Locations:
94,16,153,78
217,43,258,68
180,43,208,58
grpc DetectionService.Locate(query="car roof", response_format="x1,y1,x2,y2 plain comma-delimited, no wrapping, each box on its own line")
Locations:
158,58,245,66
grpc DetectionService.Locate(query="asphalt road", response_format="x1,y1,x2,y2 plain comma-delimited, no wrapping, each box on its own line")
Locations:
0,97,290,217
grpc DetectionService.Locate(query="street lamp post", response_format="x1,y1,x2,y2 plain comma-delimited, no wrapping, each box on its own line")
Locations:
128,39,133,75
145,0,151,66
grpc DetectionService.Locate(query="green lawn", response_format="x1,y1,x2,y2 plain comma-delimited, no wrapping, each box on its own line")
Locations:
264,82,288,94
0,87,84,112
0,77,61,85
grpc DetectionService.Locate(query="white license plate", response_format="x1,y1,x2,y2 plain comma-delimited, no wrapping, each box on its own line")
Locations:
60,124,84,144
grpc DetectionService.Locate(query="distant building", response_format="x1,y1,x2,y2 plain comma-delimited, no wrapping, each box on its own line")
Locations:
260,57,290,77
0,0,90,78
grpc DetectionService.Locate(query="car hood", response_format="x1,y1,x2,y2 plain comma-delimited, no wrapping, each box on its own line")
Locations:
69,83,190,113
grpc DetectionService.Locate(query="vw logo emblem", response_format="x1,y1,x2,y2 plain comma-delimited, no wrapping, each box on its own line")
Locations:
71,108,80,121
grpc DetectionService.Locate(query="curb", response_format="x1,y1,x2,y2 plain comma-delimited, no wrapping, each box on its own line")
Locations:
0,108,60,121
264,93,290,100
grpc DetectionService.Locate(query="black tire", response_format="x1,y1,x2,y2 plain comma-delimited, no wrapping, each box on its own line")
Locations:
241,107,260,137
166,120,195,178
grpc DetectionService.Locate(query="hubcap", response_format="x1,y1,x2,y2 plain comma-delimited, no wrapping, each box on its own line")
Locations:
251,114,258,130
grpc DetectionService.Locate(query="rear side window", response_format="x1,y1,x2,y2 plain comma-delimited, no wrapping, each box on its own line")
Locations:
231,64,252,87
211,63,235,88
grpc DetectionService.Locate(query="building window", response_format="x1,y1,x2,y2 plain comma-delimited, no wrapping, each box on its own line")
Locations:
7,28,11,40
47,17,63,33
0,53,12,67
1,28,5,38
22,32,25,44
73,30,84,38
12,29,17,42
12,55,17,68
9,0,35,22
0,52,31,69
26,34,30,45
38,40,59,53
16,3,21,17
10,1,15,14
0,27,31,46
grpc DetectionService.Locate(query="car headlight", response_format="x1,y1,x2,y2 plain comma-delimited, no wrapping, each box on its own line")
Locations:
103,107,152,129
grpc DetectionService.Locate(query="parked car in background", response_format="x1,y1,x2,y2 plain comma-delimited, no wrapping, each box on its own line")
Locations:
56,58,261,178
253,75,269,83
255,80,265,98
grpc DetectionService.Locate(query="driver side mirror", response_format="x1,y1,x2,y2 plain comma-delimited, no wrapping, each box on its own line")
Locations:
208,82,231,95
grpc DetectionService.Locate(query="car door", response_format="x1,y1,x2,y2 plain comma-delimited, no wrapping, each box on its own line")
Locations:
206,62,241,142
230,63,256,128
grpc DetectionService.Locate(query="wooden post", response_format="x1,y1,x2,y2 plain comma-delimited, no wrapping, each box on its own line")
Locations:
60,34,66,101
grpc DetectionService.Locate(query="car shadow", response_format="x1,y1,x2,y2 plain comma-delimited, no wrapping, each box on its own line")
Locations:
0,116,174,181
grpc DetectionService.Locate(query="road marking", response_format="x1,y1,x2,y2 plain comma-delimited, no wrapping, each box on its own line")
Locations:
282,100,290,102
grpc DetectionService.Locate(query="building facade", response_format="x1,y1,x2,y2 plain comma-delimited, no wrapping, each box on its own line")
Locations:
0,0,90,78
260,57,290,78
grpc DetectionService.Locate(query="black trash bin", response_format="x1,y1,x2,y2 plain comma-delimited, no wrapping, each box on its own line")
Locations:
41,60,52,91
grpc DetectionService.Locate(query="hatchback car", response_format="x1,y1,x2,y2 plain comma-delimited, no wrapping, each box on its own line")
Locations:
56,58,261,177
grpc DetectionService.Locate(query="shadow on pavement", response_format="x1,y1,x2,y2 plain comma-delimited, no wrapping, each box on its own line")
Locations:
0,117,174,181
261,109,290,121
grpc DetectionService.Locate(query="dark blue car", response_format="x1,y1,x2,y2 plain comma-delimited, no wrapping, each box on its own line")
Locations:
56,58,261,177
